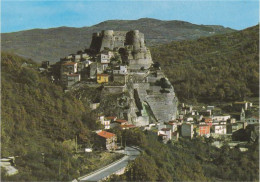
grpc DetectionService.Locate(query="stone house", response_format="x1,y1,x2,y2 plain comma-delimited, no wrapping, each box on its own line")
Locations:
96,131,117,151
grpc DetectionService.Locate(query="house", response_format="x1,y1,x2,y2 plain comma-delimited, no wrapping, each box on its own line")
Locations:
227,123,244,134
105,116,117,122
96,131,117,151
198,110,211,117
166,122,178,132
61,62,77,74
97,74,109,84
99,50,114,64
82,53,90,60
212,125,226,135
158,128,172,143
197,124,210,137
203,117,212,123
246,116,259,125
67,74,81,87
98,116,111,129
89,102,100,110
212,114,231,122
172,131,179,141
120,124,136,130
181,123,194,139
61,73,81,87
74,54,81,62
113,66,128,75
115,119,128,125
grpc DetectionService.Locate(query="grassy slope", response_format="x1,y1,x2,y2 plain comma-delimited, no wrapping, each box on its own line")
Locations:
2,18,235,63
151,25,259,103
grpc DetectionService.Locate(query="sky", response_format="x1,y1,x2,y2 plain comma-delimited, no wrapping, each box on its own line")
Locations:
1,0,259,33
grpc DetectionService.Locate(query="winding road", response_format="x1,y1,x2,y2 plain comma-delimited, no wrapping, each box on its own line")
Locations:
78,146,140,182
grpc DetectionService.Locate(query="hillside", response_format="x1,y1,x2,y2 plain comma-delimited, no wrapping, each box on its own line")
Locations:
1,18,235,63
1,52,102,180
151,25,259,102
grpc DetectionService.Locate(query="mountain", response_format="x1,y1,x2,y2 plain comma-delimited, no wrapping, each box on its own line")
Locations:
1,18,235,63
150,25,259,102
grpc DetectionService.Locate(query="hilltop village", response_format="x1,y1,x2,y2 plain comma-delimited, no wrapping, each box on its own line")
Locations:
40,30,258,150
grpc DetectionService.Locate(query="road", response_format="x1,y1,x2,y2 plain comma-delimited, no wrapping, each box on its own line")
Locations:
78,147,140,182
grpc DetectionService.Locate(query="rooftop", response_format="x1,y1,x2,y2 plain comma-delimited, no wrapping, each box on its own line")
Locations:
115,119,128,123
97,131,115,139
161,128,171,131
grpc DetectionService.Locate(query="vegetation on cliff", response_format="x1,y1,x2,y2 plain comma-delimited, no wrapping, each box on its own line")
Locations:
151,25,259,102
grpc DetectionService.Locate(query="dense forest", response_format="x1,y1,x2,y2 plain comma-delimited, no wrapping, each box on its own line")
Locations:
108,129,259,181
151,25,259,103
1,52,102,180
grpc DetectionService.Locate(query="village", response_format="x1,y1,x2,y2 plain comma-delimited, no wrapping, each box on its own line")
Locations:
35,30,260,154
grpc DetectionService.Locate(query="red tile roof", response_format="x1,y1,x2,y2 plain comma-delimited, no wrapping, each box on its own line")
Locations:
120,124,136,128
97,131,115,139
159,134,168,137
115,119,128,123
105,116,117,120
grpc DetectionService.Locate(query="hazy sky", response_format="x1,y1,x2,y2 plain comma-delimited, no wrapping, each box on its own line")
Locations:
1,0,259,33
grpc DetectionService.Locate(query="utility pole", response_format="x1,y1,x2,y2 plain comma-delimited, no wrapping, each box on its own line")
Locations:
59,157,61,180
75,135,78,153
121,135,123,148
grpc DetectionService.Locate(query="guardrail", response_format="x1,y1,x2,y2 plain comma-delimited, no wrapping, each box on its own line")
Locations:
76,155,128,181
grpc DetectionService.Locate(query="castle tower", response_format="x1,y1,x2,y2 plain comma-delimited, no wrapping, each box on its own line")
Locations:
100,30,114,51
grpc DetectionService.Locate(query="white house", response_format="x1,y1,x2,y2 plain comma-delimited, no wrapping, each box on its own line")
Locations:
212,124,226,135
212,115,231,122
113,66,128,75
246,116,259,125
158,128,172,142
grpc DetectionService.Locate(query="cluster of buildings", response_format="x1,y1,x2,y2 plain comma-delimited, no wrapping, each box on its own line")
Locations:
155,101,259,143
94,115,137,151
43,30,154,89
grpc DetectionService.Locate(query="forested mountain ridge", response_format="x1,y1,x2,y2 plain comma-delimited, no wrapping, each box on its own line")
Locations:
151,25,259,102
1,18,235,63
1,52,98,180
